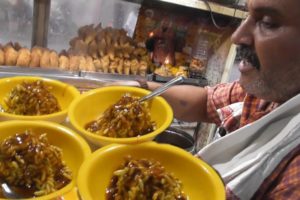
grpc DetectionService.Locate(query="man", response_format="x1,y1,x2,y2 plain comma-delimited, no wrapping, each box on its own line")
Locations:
133,0,300,199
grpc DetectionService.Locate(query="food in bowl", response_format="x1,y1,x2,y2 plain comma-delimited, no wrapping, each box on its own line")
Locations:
0,130,72,198
68,86,173,147
2,80,61,115
77,142,225,200
85,93,156,138
106,155,187,200
0,76,80,123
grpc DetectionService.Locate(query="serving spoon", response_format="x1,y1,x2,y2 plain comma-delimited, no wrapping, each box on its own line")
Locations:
139,76,184,102
0,182,31,199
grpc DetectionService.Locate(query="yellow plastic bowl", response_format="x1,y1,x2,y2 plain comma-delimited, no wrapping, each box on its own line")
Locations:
0,76,80,123
68,86,173,147
0,120,91,200
77,142,225,200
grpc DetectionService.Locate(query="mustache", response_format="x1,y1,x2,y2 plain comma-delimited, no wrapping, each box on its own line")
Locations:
236,45,261,70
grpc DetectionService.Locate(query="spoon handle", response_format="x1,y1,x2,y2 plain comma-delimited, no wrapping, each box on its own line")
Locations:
139,76,184,102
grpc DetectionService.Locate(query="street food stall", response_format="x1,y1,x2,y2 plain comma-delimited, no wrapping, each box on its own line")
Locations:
0,0,247,150
0,0,247,199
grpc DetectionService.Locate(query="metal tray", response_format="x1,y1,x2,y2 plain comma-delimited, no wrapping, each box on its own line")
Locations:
151,73,208,87
0,66,147,91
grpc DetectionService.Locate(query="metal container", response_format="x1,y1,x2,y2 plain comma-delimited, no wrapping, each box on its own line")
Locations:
154,127,195,153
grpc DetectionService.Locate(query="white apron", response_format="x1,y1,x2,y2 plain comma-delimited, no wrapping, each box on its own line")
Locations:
197,93,300,199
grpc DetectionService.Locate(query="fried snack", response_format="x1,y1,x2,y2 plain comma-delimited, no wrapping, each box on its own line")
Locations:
107,46,115,60
16,48,31,67
40,50,51,68
69,55,80,71
70,39,88,55
122,45,133,59
123,59,131,75
117,58,124,74
84,29,97,45
2,42,14,52
3,80,61,115
29,47,43,67
176,66,189,78
59,49,68,57
78,24,94,39
13,42,22,51
0,49,4,65
109,59,117,74
58,55,69,70
106,156,187,200
78,56,87,71
104,31,113,47
85,94,156,138
85,56,96,72
98,38,107,57
69,36,81,47
31,46,44,55
130,58,139,75
88,40,98,59
114,47,124,59
4,46,18,66
133,47,147,57
93,59,102,72
95,22,103,33
100,55,110,73
49,51,59,68
0,131,72,197
139,60,148,76
154,65,173,77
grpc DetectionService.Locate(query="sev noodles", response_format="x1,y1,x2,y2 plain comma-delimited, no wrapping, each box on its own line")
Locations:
0,130,72,197
106,156,187,200
3,80,61,115
85,94,156,138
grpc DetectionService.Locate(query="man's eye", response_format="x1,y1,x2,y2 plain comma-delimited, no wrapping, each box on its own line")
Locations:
258,21,277,29
257,16,278,29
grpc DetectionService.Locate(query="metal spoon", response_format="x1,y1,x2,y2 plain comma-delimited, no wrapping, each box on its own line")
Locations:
139,76,184,102
1,182,24,199
0,177,37,199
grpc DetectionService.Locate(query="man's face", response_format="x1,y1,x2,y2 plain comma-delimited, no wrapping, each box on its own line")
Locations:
231,0,300,102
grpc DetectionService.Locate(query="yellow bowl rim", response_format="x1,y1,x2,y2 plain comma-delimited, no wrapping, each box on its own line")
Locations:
77,142,225,200
0,120,92,200
68,86,173,144
0,76,80,120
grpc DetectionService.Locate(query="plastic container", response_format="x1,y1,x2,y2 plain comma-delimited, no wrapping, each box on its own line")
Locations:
189,28,211,78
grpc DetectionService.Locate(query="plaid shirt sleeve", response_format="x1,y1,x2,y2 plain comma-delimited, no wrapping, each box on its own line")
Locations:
205,81,246,126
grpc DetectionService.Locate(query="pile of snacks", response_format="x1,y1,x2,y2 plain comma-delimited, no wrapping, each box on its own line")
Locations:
85,94,156,138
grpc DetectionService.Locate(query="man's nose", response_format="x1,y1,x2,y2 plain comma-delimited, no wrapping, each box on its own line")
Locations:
231,17,254,46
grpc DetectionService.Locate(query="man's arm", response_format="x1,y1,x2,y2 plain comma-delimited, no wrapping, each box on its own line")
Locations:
147,81,210,122
104,80,211,123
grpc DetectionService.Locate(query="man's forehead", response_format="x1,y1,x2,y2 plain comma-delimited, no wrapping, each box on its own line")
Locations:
246,0,300,18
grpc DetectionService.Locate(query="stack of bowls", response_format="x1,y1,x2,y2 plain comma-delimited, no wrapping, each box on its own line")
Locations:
0,76,89,200
67,85,225,199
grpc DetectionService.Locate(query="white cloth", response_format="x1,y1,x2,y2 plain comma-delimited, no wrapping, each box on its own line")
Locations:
197,93,300,199
214,102,244,140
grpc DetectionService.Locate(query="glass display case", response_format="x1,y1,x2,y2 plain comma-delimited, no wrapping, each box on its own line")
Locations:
0,0,33,47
